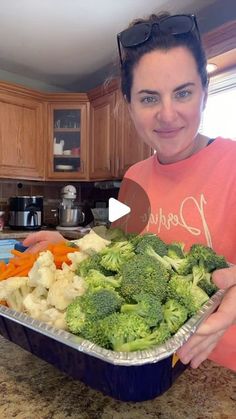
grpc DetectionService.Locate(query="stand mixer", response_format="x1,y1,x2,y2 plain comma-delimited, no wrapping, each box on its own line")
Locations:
57,185,84,229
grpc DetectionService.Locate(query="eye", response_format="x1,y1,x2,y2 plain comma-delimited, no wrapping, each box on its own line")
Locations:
140,96,159,104
175,90,192,100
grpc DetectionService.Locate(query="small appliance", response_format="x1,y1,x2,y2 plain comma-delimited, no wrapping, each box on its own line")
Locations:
58,185,84,228
9,196,43,230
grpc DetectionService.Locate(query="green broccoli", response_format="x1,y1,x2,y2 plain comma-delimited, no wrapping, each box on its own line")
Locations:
134,235,193,275
76,251,113,277
168,274,209,316
84,269,121,291
120,254,170,302
192,264,218,296
66,288,123,334
162,299,188,333
121,293,163,327
93,226,126,242
135,233,168,257
99,312,150,351
167,242,186,259
100,240,135,272
188,244,228,272
116,322,171,352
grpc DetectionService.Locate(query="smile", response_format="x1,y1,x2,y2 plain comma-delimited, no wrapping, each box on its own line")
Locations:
154,128,183,138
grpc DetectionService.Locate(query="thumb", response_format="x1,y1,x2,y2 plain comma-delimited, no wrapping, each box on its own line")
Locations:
212,267,236,289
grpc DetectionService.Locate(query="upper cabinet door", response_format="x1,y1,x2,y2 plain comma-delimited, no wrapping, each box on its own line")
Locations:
0,92,44,179
115,91,152,178
89,92,116,179
47,103,89,180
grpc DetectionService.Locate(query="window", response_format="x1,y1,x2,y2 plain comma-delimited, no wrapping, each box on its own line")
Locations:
201,69,236,140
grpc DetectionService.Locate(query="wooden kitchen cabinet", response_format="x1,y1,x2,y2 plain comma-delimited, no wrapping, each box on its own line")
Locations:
89,91,116,179
115,90,152,178
46,96,90,180
89,83,152,180
0,83,45,180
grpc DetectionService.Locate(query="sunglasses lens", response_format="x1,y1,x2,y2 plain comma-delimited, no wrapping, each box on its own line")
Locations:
120,23,151,47
160,15,193,35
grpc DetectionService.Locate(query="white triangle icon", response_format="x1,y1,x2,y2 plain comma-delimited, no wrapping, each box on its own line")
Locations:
108,198,131,222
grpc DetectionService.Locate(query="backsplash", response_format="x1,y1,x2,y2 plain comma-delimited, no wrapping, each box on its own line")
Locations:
0,179,119,226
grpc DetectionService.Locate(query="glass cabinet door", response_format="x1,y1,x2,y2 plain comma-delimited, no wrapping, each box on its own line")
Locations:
52,108,84,176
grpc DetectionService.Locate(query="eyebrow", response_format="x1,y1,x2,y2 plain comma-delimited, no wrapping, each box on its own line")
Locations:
137,82,196,95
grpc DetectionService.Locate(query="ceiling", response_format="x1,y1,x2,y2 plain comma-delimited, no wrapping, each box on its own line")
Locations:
0,0,235,92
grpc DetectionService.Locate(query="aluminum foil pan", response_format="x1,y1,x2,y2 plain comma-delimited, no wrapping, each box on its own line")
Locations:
0,289,225,366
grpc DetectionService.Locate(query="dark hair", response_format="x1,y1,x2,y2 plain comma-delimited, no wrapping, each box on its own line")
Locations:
120,13,208,102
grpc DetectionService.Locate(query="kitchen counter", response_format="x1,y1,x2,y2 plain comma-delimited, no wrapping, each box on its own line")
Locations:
0,227,89,241
0,335,235,419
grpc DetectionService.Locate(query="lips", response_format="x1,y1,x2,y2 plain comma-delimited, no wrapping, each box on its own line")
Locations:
154,127,183,138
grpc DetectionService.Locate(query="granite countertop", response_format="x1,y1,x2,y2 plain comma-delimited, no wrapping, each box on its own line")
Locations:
0,227,89,241
0,335,235,419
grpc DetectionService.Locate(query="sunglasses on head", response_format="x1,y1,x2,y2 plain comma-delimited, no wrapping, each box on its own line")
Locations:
117,14,200,65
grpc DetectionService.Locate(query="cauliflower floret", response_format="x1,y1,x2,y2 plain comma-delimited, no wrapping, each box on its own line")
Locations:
23,291,49,319
28,250,56,289
67,251,89,271
71,228,111,254
38,308,67,330
0,277,32,312
47,269,87,311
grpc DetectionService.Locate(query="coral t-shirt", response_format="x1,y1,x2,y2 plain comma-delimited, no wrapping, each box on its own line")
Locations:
117,137,236,371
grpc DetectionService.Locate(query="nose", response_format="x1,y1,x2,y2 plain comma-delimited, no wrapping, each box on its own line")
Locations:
156,99,178,124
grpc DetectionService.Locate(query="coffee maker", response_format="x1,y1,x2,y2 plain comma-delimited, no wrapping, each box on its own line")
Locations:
9,196,43,230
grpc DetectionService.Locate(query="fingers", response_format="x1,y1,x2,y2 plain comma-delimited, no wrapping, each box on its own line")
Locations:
24,241,49,254
212,265,236,289
23,231,64,246
23,231,48,246
177,286,236,368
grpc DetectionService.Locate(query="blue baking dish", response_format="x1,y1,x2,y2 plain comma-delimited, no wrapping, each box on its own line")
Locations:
0,290,224,402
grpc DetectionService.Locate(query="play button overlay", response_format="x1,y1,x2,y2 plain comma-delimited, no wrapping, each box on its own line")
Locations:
108,198,131,222
91,178,151,239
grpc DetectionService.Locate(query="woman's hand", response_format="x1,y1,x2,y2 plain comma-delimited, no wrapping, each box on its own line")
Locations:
177,266,236,368
22,230,65,253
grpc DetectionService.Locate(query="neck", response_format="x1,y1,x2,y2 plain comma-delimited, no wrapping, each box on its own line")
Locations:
157,134,210,164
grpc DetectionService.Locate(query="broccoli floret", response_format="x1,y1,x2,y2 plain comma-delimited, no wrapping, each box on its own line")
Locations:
99,312,150,351
120,254,170,303
93,226,126,242
162,299,188,333
66,298,85,334
116,322,171,352
121,293,163,327
100,240,135,272
135,235,192,275
85,269,121,291
76,251,113,277
167,242,186,259
79,319,111,348
66,288,123,334
163,253,194,275
168,275,209,316
135,233,168,257
189,244,228,272
192,264,218,296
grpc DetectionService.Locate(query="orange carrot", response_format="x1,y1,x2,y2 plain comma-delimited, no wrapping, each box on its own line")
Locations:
0,241,80,280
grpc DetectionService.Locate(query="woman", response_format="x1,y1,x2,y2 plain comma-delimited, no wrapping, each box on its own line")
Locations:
23,12,236,371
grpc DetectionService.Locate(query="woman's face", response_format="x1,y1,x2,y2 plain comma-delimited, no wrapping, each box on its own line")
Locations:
128,46,208,164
